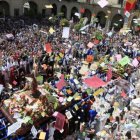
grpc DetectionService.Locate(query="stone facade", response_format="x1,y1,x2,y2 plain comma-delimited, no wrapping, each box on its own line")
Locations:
0,0,140,29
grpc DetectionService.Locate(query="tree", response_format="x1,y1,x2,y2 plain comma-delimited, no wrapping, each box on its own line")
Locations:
60,18,69,27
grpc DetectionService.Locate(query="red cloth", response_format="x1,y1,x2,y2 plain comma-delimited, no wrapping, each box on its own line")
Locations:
55,112,65,131
45,43,52,53
124,0,136,12
56,75,66,90
83,75,106,88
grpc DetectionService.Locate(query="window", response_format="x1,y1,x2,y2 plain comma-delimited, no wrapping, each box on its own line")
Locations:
14,8,19,17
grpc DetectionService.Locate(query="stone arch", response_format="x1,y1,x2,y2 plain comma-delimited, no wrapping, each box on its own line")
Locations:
71,7,78,22
0,1,10,17
24,1,38,18
131,16,138,28
130,16,139,33
111,14,124,31
60,5,67,18
96,11,106,28
51,4,57,16
83,9,92,23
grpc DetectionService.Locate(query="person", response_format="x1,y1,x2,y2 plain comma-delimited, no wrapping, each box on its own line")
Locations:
48,121,56,140
47,66,54,83
41,64,47,84
30,73,41,99
85,116,96,139
0,71,5,87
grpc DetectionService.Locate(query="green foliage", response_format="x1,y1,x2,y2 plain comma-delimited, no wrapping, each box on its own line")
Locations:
60,18,69,27
49,16,57,23
79,18,85,24
73,18,85,32
91,17,98,24
95,31,103,40
57,12,64,17
74,23,84,31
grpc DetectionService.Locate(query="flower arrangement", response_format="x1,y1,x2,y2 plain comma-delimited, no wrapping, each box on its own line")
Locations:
3,89,59,125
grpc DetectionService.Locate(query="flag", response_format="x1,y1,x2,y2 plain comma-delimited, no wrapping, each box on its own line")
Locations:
124,0,137,12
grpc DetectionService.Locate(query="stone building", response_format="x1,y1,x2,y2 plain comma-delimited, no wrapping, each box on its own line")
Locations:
0,0,140,30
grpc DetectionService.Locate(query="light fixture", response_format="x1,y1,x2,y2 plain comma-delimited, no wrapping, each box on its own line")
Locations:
45,5,53,9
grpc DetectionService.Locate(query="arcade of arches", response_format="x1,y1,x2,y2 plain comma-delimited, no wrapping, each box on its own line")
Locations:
0,0,138,30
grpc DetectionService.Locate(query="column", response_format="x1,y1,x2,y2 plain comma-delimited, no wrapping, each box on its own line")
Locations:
105,10,112,32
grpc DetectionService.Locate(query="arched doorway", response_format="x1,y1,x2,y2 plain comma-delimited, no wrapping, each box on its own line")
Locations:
51,4,57,16
60,5,67,18
96,11,106,28
71,7,78,22
131,16,138,29
131,16,139,33
111,14,124,31
0,1,10,17
24,1,38,18
83,9,91,23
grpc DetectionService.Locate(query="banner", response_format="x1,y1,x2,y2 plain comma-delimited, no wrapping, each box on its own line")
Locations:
87,42,94,48
62,27,70,39
93,88,104,96
97,0,109,8
119,56,130,66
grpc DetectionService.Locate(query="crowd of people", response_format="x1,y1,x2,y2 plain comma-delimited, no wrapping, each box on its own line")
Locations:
0,16,140,140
